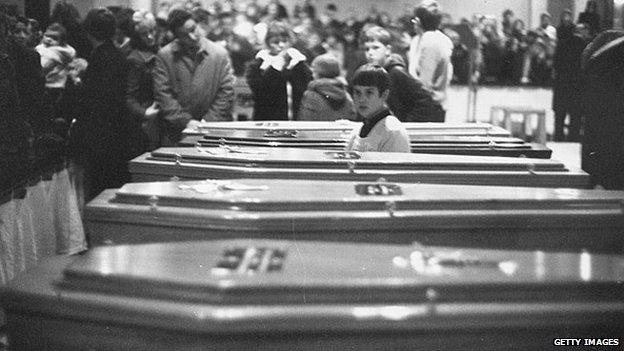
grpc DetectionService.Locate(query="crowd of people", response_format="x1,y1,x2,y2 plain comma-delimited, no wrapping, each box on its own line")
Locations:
0,0,607,199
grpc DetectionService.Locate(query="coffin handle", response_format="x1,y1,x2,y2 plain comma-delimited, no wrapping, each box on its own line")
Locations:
347,160,356,173
148,195,159,211
385,200,396,217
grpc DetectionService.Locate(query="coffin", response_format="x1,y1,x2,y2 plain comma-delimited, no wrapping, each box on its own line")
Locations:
185,120,512,138
128,147,589,188
85,179,624,251
185,135,552,158
179,121,547,158
2,239,623,350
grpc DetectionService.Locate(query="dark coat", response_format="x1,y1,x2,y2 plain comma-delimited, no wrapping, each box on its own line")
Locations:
246,57,312,120
71,40,136,198
6,38,52,135
126,49,159,151
552,30,587,112
0,44,30,191
298,77,356,121
581,30,624,189
383,54,442,122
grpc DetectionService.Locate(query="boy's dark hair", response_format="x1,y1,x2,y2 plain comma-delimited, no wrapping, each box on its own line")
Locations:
46,22,68,44
264,21,294,45
362,25,392,46
83,7,117,41
351,63,390,94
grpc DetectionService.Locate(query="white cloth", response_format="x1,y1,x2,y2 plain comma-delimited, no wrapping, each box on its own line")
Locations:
28,178,56,258
0,168,87,286
0,200,17,284
51,169,87,255
36,43,76,89
345,115,411,153
255,48,307,71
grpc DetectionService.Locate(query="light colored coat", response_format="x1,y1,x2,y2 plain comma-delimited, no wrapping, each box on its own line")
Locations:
408,30,453,110
153,37,234,143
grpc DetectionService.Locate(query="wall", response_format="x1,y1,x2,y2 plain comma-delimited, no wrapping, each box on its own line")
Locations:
282,0,533,25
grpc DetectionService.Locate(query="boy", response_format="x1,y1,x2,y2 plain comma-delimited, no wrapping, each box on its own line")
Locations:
345,64,410,153
361,25,443,122
299,53,356,121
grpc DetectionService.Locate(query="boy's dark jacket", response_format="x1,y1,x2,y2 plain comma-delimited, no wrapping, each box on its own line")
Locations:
299,77,356,121
383,54,441,122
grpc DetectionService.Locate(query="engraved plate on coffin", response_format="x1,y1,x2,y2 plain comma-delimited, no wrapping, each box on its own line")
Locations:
2,240,624,350
129,146,588,188
85,179,624,251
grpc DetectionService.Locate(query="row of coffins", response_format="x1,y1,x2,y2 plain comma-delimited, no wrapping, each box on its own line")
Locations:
1,121,617,349
85,179,624,252
2,239,623,350
179,121,552,158
129,147,589,188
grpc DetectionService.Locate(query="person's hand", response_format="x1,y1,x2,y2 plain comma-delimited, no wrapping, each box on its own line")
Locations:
144,102,160,120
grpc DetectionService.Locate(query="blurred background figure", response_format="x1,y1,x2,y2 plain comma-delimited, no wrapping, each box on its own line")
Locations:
246,22,312,120
299,53,355,121
125,9,161,152
552,12,588,142
578,0,601,38
409,6,453,119
12,16,41,48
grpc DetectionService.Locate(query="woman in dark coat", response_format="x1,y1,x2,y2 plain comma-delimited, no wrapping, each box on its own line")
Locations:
70,8,135,201
552,11,588,141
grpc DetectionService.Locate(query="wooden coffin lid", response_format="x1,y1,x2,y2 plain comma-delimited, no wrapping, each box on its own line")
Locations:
109,179,624,214
147,147,566,172
59,240,624,305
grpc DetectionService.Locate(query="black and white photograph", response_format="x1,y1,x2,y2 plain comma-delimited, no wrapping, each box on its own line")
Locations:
1,0,624,349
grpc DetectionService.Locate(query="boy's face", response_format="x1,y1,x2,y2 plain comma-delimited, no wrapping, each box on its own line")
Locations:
42,29,61,47
364,39,391,66
352,85,388,119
